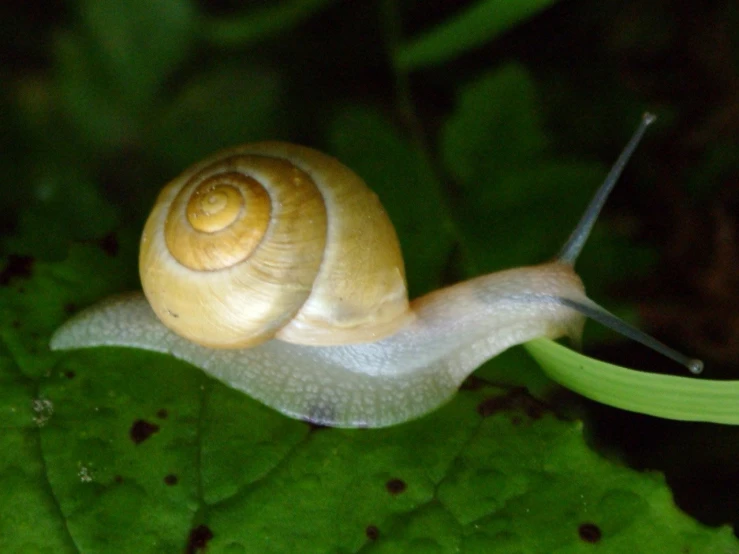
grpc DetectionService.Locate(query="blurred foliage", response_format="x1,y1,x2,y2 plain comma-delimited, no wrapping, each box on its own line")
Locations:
1,0,738,551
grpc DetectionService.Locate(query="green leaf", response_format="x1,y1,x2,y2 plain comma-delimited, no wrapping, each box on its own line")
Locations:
36,351,205,552
0,352,78,553
2,169,120,260
441,64,549,187
200,0,338,47
145,64,288,172
396,0,558,70
439,65,615,278
78,0,196,108
3,327,737,551
1,240,138,379
55,31,135,149
526,339,739,424
54,0,195,149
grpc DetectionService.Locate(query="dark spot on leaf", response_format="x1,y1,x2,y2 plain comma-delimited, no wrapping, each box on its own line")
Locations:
578,522,602,543
477,387,548,421
18,286,25,293
0,254,34,285
186,524,214,553
129,419,159,444
64,371,76,379
365,525,379,540
12,320,20,328
157,408,168,419
164,474,178,486
386,478,407,495
166,309,180,318
114,475,124,483
99,232,119,257
63,302,77,314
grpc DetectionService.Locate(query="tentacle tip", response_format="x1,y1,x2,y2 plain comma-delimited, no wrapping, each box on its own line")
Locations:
687,358,704,375
642,112,657,126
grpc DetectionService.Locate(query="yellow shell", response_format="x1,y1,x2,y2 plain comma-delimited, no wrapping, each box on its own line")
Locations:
139,141,412,348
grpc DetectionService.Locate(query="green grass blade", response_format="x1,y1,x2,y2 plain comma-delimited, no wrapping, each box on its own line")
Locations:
524,338,739,424
395,0,557,70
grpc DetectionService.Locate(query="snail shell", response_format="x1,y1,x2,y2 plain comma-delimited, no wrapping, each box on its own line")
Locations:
140,142,413,349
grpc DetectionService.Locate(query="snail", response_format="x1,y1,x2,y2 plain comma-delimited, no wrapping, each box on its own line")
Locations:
51,113,702,428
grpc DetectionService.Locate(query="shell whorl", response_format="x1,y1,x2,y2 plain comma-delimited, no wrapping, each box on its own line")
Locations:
165,172,272,270
139,142,412,349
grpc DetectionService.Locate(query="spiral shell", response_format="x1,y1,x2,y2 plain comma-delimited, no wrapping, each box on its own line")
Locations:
139,141,412,348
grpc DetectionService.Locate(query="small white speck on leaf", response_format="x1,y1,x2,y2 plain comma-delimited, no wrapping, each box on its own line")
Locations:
32,398,54,427
77,463,94,483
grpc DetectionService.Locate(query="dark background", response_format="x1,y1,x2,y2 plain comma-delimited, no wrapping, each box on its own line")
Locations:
2,0,737,533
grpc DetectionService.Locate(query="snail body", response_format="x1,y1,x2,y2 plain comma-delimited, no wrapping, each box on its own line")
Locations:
52,264,585,427
51,114,701,427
